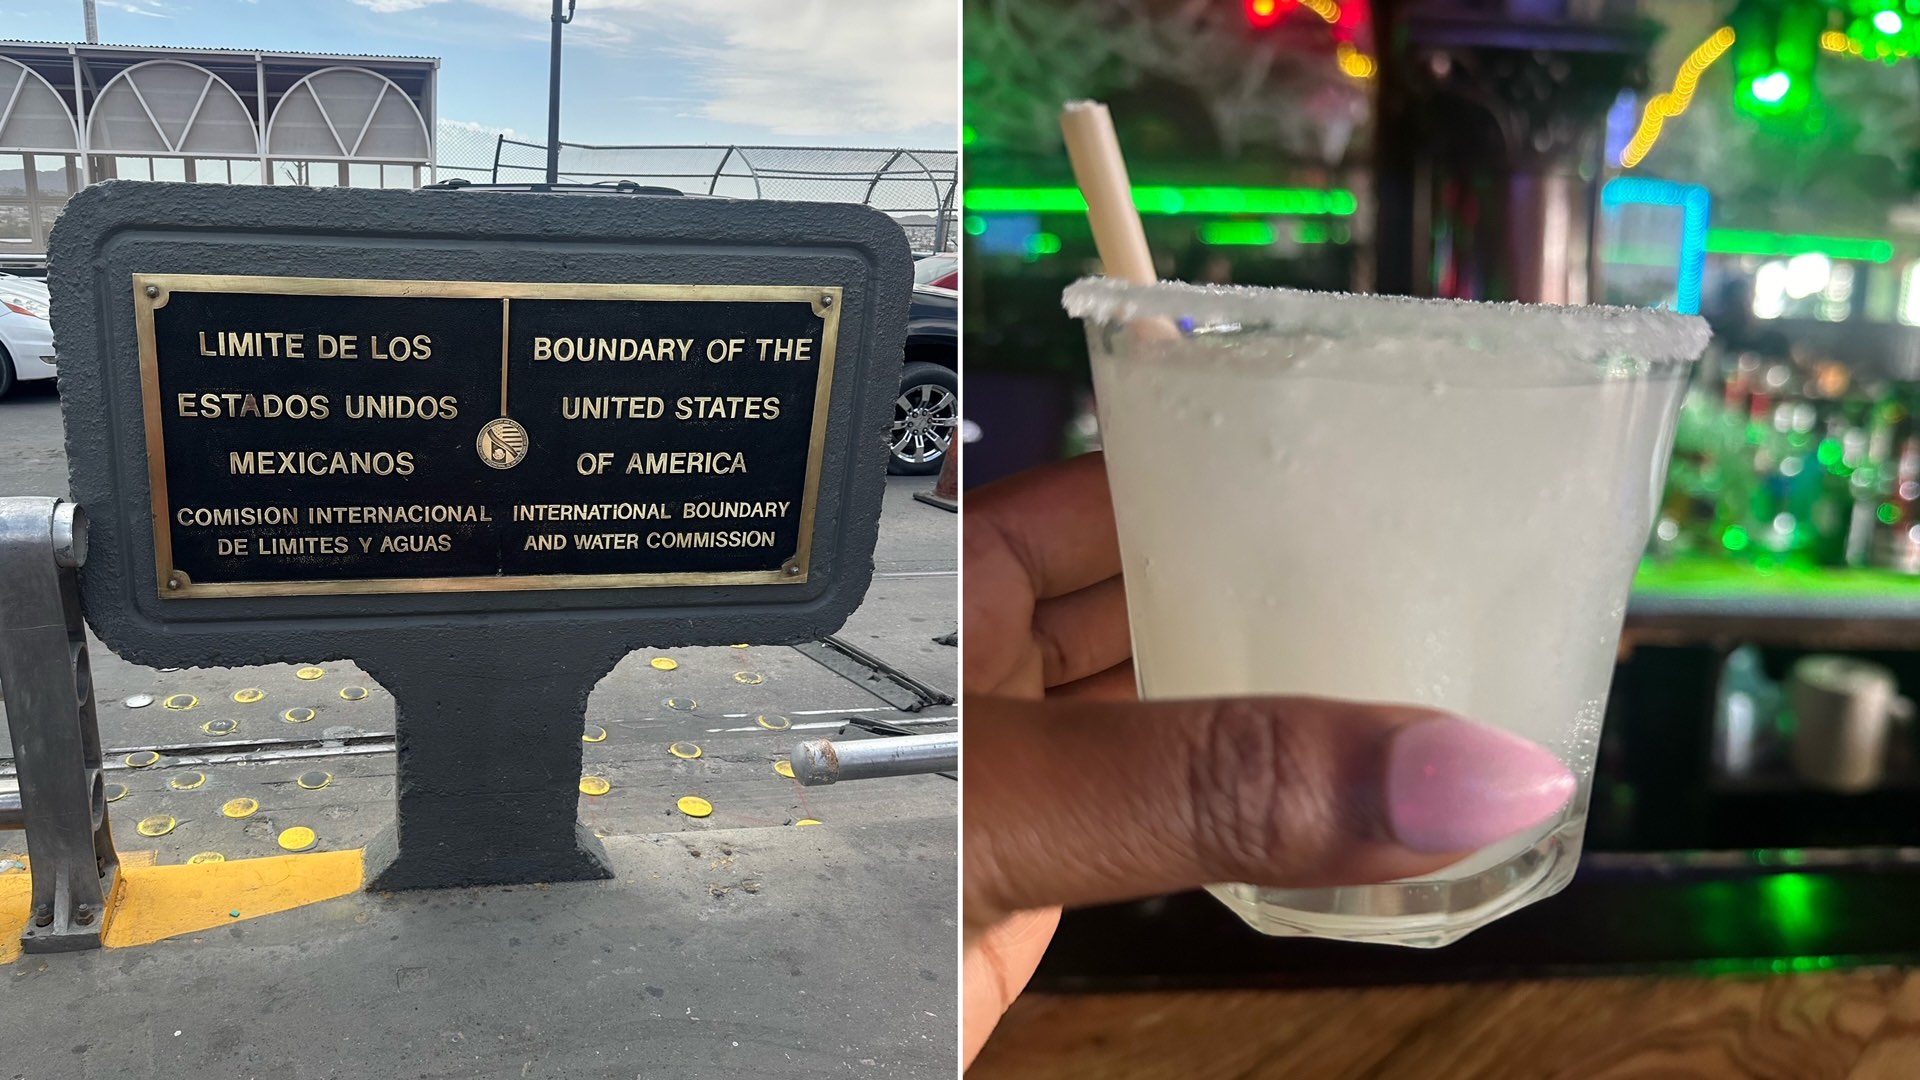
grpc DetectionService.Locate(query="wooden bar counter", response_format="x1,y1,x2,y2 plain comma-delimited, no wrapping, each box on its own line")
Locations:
973,972,1920,1078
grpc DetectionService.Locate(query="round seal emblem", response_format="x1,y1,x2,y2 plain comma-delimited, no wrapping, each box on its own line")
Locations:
476,416,529,469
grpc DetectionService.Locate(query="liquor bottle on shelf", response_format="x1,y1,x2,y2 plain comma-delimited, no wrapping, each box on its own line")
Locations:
1877,430,1920,573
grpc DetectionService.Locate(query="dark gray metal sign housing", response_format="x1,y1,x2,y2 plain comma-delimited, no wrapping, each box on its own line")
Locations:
50,181,910,889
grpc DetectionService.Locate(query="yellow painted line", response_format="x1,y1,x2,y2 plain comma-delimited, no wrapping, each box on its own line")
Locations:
0,866,28,966
102,849,364,949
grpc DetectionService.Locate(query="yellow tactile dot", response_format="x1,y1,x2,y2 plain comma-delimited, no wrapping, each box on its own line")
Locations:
668,742,702,760
579,775,611,796
169,772,206,791
650,657,678,671
795,819,823,827
124,751,161,768
338,686,370,701
222,797,259,819
201,718,238,736
756,714,791,731
665,698,698,711
282,707,316,724
136,815,176,837
296,667,326,680
733,672,765,685
232,688,265,704
187,852,225,864
581,725,608,743
104,783,128,803
277,826,317,852
677,796,713,818
161,694,198,711
774,760,796,779
296,770,331,791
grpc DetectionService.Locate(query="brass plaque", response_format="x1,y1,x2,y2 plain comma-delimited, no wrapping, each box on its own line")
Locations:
134,275,842,598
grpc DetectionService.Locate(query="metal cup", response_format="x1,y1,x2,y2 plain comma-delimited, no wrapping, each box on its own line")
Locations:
1789,655,1911,793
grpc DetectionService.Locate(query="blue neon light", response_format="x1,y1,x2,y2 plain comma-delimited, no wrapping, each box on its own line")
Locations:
1602,177,1710,315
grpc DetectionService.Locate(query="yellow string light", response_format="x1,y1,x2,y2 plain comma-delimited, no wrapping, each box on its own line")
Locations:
1336,42,1376,80
1299,0,1341,25
1820,30,1851,52
1621,27,1736,169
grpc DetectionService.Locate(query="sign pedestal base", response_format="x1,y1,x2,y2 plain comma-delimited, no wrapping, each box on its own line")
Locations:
360,641,620,891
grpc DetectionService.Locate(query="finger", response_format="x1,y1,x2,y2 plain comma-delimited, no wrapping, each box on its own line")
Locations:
962,906,1061,1069
1051,660,1137,702
964,694,1575,928
1032,575,1130,687
967,451,1120,600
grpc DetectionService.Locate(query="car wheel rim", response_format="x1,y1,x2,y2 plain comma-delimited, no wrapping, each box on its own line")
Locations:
891,383,957,464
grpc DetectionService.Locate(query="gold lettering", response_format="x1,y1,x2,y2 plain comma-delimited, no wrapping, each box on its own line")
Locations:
756,337,812,362
227,449,414,476
624,451,747,475
644,529,778,549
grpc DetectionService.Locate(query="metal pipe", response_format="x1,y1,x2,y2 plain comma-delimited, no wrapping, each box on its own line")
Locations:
790,733,958,786
545,0,576,185
0,790,20,830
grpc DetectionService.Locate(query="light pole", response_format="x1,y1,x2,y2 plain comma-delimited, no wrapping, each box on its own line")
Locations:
82,0,98,42
546,0,576,185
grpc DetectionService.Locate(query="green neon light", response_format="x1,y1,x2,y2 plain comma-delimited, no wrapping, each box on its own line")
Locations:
1707,228,1895,263
1198,222,1275,246
963,214,986,236
964,186,1357,217
962,125,977,147
1689,955,1838,976
1763,872,1828,949
1751,70,1793,104
1023,232,1062,256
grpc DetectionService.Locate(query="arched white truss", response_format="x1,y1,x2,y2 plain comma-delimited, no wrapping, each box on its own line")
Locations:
86,60,257,155
0,58,78,152
267,67,429,162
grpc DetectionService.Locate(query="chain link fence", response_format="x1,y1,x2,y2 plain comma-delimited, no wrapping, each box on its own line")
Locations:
435,127,957,251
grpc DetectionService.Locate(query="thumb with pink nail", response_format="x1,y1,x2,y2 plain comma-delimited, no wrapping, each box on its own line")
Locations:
963,694,1574,1065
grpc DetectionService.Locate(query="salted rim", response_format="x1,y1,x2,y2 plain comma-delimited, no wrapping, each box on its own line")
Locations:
1062,277,1712,364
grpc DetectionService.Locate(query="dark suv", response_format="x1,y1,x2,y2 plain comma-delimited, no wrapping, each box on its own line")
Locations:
894,281,957,475
423,179,956,475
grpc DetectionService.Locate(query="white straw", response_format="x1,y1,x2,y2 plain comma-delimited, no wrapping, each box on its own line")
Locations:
1059,100,1157,285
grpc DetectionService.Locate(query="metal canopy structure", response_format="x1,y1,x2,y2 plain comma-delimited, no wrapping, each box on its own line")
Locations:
0,41,439,259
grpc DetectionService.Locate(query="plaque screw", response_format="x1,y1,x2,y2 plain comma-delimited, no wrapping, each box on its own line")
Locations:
144,285,159,298
166,575,182,591
785,564,802,576
819,293,834,308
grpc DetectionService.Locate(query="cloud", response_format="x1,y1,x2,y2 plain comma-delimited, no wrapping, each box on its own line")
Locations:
463,0,957,139
439,117,524,140
350,0,451,12
100,0,170,17
680,0,957,137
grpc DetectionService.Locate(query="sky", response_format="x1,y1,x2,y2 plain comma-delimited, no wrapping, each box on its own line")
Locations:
0,0,958,152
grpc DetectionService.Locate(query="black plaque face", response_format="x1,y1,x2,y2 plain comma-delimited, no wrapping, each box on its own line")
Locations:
134,275,841,598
